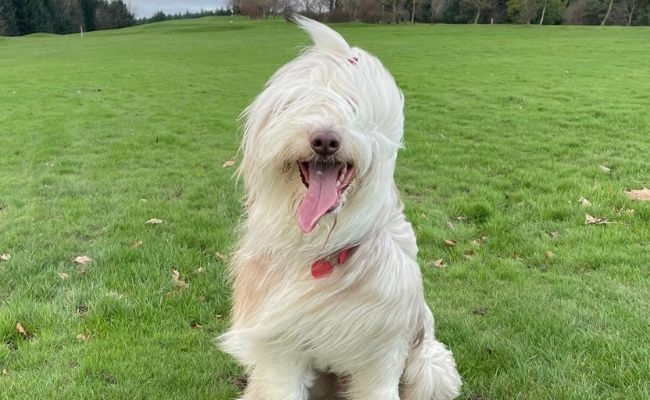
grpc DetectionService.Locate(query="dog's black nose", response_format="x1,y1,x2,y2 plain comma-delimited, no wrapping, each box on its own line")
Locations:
310,131,341,156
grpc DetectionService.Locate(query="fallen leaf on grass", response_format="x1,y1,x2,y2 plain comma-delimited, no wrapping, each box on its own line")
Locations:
145,218,163,225
172,269,189,289
222,158,236,168
129,240,143,249
443,239,456,247
578,197,592,207
614,207,635,216
544,250,555,259
190,321,203,329
1,253,10,261
598,165,612,173
1,368,7,375
76,334,91,342
471,236,488,246
215,252,229,263
108,291,124,300
73,255,93,265
585,214,611,225
16,323,32,340
195,267,205,274
624,188,650,201
214,314,223,320
548,231,561,238
58,272,69,280
432,259,446,268
472,308,487,316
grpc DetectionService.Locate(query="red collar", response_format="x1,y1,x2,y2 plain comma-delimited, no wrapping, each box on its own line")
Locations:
311,245,359,279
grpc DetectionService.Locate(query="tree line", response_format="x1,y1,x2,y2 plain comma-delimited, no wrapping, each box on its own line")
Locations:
1,0,648,37
0,1,237,36
143,8,233,24
235,0,650,25
0,0,134,36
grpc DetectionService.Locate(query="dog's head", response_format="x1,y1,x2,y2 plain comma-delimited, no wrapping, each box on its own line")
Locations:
239,16,404,244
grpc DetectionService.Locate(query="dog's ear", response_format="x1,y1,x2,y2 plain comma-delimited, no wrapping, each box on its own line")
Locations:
291,14,351,56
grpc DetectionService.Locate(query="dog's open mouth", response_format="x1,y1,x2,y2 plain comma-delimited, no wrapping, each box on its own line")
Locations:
297,160,355,233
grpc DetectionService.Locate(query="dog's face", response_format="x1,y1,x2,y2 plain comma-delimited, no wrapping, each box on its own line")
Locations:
239,18,404,242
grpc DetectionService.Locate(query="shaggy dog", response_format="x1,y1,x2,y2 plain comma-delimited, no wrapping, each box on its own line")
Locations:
220,16,462,400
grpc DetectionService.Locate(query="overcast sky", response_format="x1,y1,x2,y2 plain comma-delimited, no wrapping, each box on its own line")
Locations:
129,0,228,18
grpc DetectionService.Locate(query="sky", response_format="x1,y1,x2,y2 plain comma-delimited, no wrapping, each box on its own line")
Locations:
129,0,229,19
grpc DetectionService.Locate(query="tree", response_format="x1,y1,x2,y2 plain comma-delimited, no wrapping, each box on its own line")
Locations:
600,0,614,23
149,10,166,22
507,0,563,23
0,0,137,35
538,0,548,22
95,0,134,30
430,0,449,21
229,0,242,14
620,0,638,24
0,0,19,35
611,0,644,23
389,0,403,22
79,0,93,31
238,0,283,18
464,0,495,22
107,0,134,28
49,0,84,34
638,1,650,23
562,0,605,24
14,0,54,34
507,0,538,22
343,0,362,19
539,0,564,22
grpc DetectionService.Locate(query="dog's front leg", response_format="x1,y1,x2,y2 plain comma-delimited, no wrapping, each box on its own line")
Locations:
346,367,402,400
345,343,408,400
240,359,313,400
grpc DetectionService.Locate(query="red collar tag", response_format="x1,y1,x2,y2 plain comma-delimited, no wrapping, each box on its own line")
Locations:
311,246,358,279
311,259,334,279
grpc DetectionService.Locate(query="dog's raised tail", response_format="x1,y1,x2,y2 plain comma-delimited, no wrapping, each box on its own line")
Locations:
291,14,351,56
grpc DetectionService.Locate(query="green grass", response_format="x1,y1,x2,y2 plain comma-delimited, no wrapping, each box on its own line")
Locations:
1,17,649,399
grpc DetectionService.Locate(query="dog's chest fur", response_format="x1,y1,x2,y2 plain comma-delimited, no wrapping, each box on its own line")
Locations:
228,212,425,370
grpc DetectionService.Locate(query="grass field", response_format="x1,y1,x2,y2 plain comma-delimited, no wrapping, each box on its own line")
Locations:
1,17,649,399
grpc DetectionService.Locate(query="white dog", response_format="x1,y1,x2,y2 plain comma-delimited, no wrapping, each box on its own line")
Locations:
220,16,461,400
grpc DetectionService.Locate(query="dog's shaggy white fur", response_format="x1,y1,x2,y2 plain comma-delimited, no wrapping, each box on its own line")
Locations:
220,16,461,400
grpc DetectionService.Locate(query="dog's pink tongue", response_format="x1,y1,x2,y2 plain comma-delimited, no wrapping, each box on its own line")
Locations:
298,163,339,233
